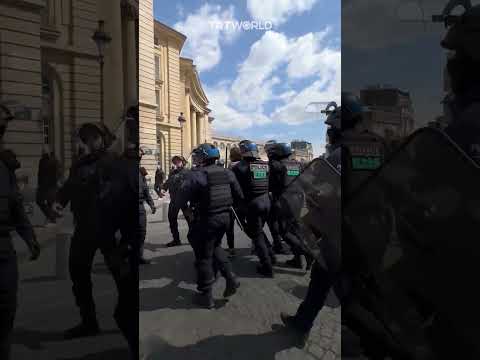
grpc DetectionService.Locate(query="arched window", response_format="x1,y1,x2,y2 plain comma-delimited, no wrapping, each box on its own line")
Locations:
214,141,218,147
220,143,225,149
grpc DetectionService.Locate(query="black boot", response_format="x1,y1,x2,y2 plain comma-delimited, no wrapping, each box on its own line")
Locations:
280,312,310,349
285,255,303,269
256,265,274,278
223,278,240,298
194,291,214,309
64,320,100,339
166,239,182,247
305,255,314,271
273,244,289,255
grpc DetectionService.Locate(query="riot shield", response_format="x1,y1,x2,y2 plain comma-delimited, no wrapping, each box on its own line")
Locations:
344,127,480,355
276,157,341,274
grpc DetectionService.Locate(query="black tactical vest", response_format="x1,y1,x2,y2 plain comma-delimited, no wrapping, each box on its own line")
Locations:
0,159,13,233
203,166,233,213
342,130,386,197
247,160,269,198
280,159,301,188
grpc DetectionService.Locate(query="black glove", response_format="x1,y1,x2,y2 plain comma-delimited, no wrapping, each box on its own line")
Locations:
28,239,41,261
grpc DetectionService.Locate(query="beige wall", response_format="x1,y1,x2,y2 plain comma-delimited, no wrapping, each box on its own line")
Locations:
146,20,212,177
1,0,138,186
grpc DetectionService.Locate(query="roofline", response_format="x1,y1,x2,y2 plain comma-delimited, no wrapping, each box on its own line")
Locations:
154,20,187,46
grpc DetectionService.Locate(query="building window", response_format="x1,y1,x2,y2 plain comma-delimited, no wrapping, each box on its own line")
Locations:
154,36,159,45
155,55,160,81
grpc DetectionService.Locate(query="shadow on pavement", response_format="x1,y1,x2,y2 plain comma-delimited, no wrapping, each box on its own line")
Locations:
142,325,301,360
12,328,121,351
56,347,129,360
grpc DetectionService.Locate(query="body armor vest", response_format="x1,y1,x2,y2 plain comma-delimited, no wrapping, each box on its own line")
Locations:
342,130,386,197
0,159,13,233
280,159,301,189
202,166,233,214
247,160,269,199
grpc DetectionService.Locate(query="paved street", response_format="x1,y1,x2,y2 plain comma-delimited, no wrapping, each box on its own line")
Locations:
140,200,341,360
11,216,129,360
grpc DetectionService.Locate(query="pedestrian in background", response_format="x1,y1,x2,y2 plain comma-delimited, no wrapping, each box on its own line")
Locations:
36,145,61,225
154,161,165,198
139,166,156,264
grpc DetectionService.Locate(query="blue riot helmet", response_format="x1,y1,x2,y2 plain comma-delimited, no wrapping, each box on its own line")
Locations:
264,140,277,159
192,143,220,166
340,92,369,131
268,142,292,160
239,140,259,158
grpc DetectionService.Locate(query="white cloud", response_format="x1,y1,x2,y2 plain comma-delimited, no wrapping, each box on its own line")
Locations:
247,0,318,26
205,83,271,132
206,28,340,133
174,4,240,72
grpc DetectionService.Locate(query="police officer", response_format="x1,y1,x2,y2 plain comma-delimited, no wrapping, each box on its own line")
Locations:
232,140,276,277
225,147,242,257
268,142,313,270
139,167,156,264
176,143,243,308
0,104,40,360
53,122,125,339
441,3,480,165
161,155,189,247
264,140,288,255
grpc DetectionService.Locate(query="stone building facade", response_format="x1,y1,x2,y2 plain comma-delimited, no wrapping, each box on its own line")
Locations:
0,0,138,185
211,134,267,165
139,16,212,176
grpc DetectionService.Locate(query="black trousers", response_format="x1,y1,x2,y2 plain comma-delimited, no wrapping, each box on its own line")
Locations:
0,250,17,360
294,261,333,332
168,201,188,243
225,209,235,249
139,206,147,257
188,212,235,293
244,194,274,269
36,188,57,222
266,210,283,250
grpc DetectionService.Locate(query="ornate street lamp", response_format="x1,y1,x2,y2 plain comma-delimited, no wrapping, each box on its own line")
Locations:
92,20,111,124
178,112,186,155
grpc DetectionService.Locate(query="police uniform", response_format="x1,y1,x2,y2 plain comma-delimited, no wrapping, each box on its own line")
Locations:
0,149,39,359
269,155,313,269
162,165,190,245
177,160,243,307
232,158,276,275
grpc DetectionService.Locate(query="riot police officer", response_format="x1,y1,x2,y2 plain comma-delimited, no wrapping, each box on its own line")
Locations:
232,140,276,277
176,143,243,308
268,142,313,270
441,3,480,165
264,140,288,255
53,122,126,339
0,104,40,360
161,155,190,247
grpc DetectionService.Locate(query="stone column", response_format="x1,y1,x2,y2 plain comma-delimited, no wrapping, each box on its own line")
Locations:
184,93,192,156
191,109,197,148
196,112,202,144
124,3,138,107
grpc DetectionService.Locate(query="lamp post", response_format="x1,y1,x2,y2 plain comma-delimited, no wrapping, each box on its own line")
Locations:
92,20,111,124
178,112,186,156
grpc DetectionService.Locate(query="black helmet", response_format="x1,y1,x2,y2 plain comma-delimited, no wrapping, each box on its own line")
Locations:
192,143,220,166
239,140,259,158
77,122,116,148
440,2,480,61
268,142,292,160
341,92,368,131
324,101,340,130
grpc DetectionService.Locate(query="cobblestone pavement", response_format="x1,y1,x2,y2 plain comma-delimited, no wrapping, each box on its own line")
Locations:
140,204,341,360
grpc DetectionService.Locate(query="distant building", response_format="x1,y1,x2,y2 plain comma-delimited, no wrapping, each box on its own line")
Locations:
360,86,416,142
211,135,267,165
291,140,314,162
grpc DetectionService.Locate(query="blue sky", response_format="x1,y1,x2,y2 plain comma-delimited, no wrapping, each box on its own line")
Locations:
154,0,341,155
